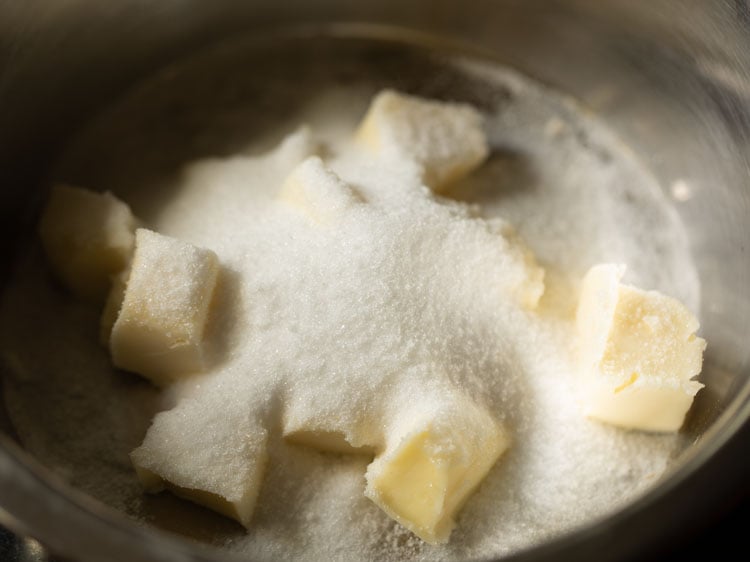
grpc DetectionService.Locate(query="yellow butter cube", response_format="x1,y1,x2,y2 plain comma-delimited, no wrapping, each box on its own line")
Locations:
356,90,488,191
365,396,508,543
38,185,136,301
110,229,219,386
131,395,268,528
278,156,363,224
99,268,130,345
576,264,706,432
282,406,377,455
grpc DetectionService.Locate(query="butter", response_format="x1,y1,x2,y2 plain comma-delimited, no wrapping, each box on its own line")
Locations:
278,156,363,224
110,229,219,386
356,90,488,191
131,395,268,528
283,428,376,455
282,404,379,455
365,396,508,543
38,185,136,301
576,264,706,432
99,268,130,345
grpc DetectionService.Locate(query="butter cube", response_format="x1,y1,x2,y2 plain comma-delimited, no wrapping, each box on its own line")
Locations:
278,156,363,224
110,229,219,386
131,396,268,528
38,185,136,301
99,268,130,345
356,90,489,191
490,219,546,310
283,428,375,455
271,125,318,167
515,244,545,310
365,396,508,544
283,406,377,455
576,264,706,432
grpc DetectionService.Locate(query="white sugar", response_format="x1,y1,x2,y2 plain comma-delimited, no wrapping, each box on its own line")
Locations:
0,53,699,562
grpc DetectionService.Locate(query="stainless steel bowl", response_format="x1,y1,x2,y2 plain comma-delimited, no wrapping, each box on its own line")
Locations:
1,1,749,561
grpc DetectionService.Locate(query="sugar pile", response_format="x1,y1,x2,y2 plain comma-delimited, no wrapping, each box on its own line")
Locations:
0,39,700,562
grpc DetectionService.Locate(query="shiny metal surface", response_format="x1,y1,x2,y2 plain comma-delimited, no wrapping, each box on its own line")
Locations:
1,1,749,561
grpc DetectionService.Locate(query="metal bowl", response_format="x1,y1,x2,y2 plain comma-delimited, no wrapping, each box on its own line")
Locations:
1,1,748,561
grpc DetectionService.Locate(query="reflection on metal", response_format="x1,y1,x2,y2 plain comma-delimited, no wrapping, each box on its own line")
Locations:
0,526,47,562
20,536,47,562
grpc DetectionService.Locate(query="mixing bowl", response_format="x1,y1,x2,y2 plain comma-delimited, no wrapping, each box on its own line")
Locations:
1,1,748,561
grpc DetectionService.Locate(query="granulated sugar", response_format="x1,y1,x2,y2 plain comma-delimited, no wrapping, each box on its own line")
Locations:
0,36,700,562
